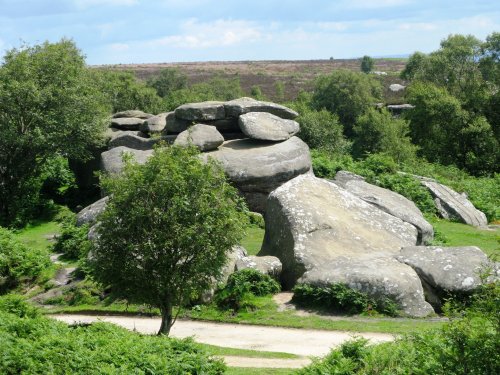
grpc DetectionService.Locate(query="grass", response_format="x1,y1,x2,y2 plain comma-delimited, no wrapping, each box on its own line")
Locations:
226,368,294,375
199,343,299,359
431,218,499,258
14,219,60,252
240,226,265,255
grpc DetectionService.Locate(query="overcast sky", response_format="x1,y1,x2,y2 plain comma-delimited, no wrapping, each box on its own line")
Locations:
0,0,499,65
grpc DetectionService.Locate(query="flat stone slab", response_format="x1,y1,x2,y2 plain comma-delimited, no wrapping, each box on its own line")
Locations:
420,180,487,227
174,124,224,151
100,146,153,174
108,133,159,150
239,112,299,141
140,113,168,134
112,110,153,119
175,101,226,121
225,97,298,119
110,117,145,130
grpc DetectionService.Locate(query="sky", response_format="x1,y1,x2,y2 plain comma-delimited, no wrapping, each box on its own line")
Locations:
0,0,499,65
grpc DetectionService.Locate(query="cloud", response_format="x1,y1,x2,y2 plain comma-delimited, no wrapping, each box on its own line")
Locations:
110,43,129,52
149,19,262,49
342,0,413,9
74,0,138,9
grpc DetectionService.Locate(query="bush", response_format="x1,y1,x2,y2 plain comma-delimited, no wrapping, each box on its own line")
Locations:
0,227,51,293
0,294,39,318
52,216,91,260
0,308,226,374
292,283,399,316
215,269,281,311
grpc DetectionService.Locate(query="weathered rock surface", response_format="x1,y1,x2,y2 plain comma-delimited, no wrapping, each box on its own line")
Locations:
202,136,312,212
389,83,406,92
110,117,145,130
235,255,282,279
175,101,226,121
112,110,153,119
108,132,159,150
420,180,487,227
140,113,168,133
397,246,491,296
174,124,224,151
225,97,298,119
163,112,190,133
333,171,434,244
100,146,153,174
76,197,109,227
239,112,300,141
220,246,248,284
259,174,433,317
387,104,414,116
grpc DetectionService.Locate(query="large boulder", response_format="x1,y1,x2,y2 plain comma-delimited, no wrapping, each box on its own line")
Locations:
174,124,224,151
108,132,159,150
239,112,299,141
112,110,153,119
333,171,434,244
225,97,298,119
202,136,312,212
76,197,109,227
259,174,433,317
235,255,282,279
397,246,492,303
100,146,153,174
420,180,487,227
163,112,190,134
140,113,168,134
175,101,226,121
110,117,145,130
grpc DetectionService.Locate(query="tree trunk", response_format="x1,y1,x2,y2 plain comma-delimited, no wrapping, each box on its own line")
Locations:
158,303,173,336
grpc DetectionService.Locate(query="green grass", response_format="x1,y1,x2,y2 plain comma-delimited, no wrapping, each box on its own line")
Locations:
431,218,499,258
241,226,265,255
226,368,294,375
199,343,299,359
14,220,60,252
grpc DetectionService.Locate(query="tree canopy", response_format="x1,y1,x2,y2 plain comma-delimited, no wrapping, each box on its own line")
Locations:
360,55,374,73
89,146,248,335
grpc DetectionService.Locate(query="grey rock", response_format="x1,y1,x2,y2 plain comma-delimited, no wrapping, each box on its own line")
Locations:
112,110,153,119
76,197,109,227
333,171,434,244
387,104,414,116
397,246,492,308
163,112,190,133
87,223,101,243
236,255,282,279
220,245,249,284
420,180,487,227
175,101,226,121
389,83,406,92
239,112,300,141
202,136,312,212
106,129,141,141
225,97,298,119
140,113,168,133
174,124,224,151
259,174,432,317
108,132,159,150
204,118,240,133
110,117,145,130
100,146,153,174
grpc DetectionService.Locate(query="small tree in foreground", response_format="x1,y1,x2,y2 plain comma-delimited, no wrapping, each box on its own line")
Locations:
89,146,248,335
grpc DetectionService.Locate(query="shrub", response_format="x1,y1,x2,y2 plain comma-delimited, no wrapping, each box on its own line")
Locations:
215,269,281,311
292,283,399,316
0,294,39,318
52,216,91,260
0,227,51,293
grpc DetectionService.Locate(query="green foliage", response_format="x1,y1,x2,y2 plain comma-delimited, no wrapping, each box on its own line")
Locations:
274,81,285,102
250,85,266,100
0,294,40,318
311,70,382,135
0,39,108,226
146,67,188,98
299,282,500,375
353,108,418,163
292,283,399,316
310,149,355,179
360,55,374,73
0,227,51,293
93,69,164,114
89,145,247,334
52,216,91,260
0,307,225,374
296,107,351,154
215,269,281,311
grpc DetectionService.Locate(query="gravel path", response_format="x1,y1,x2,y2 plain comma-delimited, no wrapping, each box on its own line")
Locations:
52,314,395,368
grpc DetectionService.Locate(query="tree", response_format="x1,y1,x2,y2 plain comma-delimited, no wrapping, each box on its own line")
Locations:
89,146,247,335
352,108,417,163
146,68,188,98
0,39,108,226
360,55,374,73
311,70,382,136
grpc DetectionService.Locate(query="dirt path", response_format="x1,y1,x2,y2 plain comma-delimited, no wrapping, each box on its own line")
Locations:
52,314,394,368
